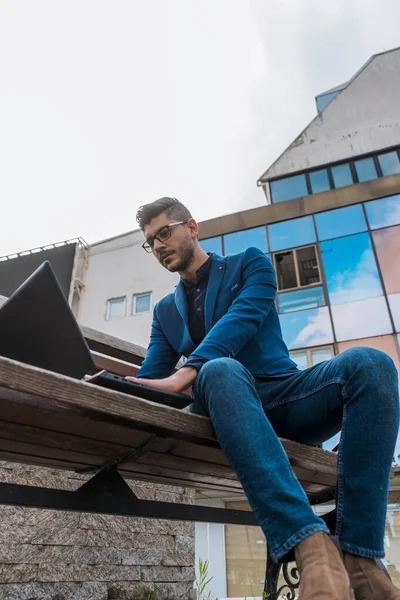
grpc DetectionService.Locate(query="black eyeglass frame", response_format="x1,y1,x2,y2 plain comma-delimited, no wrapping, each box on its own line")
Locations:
142,220,189,253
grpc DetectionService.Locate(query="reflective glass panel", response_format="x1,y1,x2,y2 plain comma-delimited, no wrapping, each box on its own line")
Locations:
315,205,366,240
279,306,334,350
388,294,400,332
135,294,151,314
223,227,267,255
331,297,392,341
331,163,353,188
200,236,222,255
320,233,383,304
311,348,333,365
378,151,400,177
277,286,325,313
316,90,340,112
270,174,308,203
365,195,400,229
354,157,378,182
372,226,400,295
309,169,330,194
290,351,308,370
268,216,316,251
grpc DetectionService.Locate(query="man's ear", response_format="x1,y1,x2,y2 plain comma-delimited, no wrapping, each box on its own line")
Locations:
187,218,199,238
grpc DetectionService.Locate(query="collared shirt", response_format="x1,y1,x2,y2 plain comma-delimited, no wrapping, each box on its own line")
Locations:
181,254,212,372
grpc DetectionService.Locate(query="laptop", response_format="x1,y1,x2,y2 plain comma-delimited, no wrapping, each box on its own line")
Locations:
0,261,191,409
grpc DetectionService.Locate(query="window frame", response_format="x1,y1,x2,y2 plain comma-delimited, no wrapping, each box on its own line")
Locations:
273,244,322,293
290,345,335,369
106,296,127,320
132,292,152,315
268,145,400,204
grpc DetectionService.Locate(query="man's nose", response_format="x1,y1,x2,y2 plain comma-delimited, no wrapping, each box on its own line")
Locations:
153,237,167,253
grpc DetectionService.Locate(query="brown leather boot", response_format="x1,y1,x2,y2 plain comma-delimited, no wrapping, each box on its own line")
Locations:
294,531,355,599
344,552,400,599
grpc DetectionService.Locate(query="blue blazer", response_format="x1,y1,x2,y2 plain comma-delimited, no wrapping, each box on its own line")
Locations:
137,247,299,379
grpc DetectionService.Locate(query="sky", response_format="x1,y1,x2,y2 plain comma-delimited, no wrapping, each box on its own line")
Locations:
1,0,400,256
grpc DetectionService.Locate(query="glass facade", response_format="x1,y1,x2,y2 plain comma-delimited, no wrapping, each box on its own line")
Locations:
321,233,383,304
354,157,378,182
331,163,353,188
365,195,400,229
388,294,400,332
268,216,316,252
332,296,393,341
277,286,325,313
200,236,223,255
279,306,334,350
195,194,400,358
268,147,400,203
270,174,308,203
223,226,268,255
315,204,367,240
309,168,330,194
378,151,400,176
373,226,400,295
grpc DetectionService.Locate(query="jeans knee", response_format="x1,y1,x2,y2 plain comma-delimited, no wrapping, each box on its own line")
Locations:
197,357,247,383
341,347,399,393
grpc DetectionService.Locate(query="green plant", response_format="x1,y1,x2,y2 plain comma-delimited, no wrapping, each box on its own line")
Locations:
189,557,218,600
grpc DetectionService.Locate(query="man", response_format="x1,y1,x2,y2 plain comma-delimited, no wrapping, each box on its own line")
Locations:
129,196,399,600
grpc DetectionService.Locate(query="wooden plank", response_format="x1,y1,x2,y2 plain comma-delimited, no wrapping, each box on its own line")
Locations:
82,326,146,365
91,352,140,378
0,357,218,445
0,357,338,488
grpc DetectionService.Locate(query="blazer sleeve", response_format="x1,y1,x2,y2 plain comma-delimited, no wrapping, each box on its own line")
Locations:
190,247,277,362
136,304,181,379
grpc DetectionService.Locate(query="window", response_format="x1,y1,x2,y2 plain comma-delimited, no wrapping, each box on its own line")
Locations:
365,195,400,229
133,292,152,314
200,236,222,255
223,226,268,255
309,169,330,194
331,163,353,188
106,297,126,320
320,233,383,304
290,346,334,369
354,157,378,183
372,226,400,294
331,297,392,341
279,306,334,350
274,245,321,291
388,294,400,332
277,286,325,313
270,174,308,203
315,204,367,241
377,151,400,177
268,216,316,252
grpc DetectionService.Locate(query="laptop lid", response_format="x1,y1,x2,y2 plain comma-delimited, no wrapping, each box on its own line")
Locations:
0,261,95,379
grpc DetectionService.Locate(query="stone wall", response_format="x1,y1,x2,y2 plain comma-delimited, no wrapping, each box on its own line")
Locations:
0,461,195,600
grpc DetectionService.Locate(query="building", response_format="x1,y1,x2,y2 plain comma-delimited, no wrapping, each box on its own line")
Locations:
1,46,400,599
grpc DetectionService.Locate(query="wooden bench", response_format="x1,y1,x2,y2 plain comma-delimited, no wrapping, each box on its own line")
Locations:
0,324,346,598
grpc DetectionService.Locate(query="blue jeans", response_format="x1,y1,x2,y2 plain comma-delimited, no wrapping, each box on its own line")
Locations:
189,347,399,562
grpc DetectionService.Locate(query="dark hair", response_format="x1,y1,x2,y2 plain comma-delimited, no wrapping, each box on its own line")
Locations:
136,197,192,230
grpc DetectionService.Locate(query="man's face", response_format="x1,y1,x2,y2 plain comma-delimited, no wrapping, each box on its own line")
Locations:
144,212,195,273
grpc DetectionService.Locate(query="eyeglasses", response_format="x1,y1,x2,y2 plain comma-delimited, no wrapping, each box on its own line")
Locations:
142,221,188,253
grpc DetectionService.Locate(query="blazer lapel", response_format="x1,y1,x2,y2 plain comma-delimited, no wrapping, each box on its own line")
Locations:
205,255,225,332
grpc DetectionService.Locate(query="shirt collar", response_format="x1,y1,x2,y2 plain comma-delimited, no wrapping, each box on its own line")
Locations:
181,253,213,287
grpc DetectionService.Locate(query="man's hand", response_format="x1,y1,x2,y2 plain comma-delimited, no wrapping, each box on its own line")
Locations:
126,366,197,397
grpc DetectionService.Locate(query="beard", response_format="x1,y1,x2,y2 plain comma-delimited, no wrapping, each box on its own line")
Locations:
162,236,195,272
